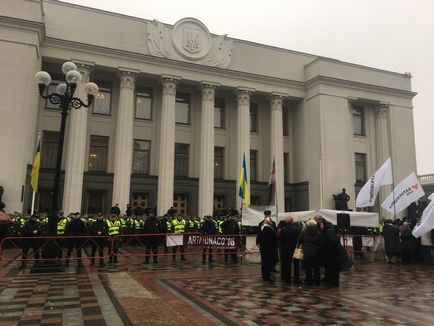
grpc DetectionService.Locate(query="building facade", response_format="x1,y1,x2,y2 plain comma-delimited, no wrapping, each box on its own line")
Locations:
0,0,418,217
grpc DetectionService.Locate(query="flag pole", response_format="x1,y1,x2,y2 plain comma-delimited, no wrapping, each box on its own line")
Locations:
239,201,243,264
275,175,278,225
31,133,41,215
391,161,396,220
31,191,36,215
319,158,323,209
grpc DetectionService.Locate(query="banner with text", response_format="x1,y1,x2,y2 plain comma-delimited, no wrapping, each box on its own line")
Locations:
184,234,241,249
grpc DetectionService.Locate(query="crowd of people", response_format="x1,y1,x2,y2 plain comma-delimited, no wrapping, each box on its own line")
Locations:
382,217,434,265
256,211,349,287
10,206,242,268
3,204,433,274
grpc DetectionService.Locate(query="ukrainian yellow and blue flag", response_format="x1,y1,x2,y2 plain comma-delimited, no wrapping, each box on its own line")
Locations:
31,140,41,192
238,153,250,207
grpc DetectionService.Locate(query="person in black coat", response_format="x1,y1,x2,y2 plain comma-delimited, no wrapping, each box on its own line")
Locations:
278,216,301,283
89,213,108,266
65,212,86,267
21,214,43,267
257,211,278,270
383,219,401,263
318,218,341,287
400,222,417,264
298,219,322,285
159,214,170,253
201,215,217,264
257,218,277,281
143,212,160,263
222,215,240,262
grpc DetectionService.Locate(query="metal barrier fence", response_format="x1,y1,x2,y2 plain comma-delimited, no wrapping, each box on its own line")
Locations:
0,233,383,270
0,235,112,268
337,234,383,259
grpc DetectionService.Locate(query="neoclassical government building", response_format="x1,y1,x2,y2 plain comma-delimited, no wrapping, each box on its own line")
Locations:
0,0,417,217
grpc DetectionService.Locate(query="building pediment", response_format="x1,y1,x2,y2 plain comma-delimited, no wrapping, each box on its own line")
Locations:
147,17,233,68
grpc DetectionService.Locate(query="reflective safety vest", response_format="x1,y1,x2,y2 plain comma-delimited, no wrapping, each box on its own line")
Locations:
107,220,121,236
133,220,141,230
172,219,186,233
57,218,69,235
166,221,172,232
218,220,224,234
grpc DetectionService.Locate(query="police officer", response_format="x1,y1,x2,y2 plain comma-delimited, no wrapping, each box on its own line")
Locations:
21,214,43,268
90,213,108,266
201,215,217,264
56,211,69,259
65,212,86,267
222,215,240,262
159,214,170,253
106,215,121,264
110,204,121,216
143,212,160,264
172,214,186,261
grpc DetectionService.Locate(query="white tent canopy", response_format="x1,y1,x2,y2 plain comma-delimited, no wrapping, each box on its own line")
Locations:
241,206,379,228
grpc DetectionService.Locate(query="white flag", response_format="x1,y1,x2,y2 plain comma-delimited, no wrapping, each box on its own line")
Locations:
356,158,393,207
381,172,425,215
412,194,434,238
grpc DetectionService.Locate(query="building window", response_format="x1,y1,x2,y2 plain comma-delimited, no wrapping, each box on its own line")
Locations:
89,135,109,171
175,92,190,124
284,152,289,183
355,153,367,184
214,196,225,210
353,106,365,136
174,143,189,176
214,97,225,128
214,147,224,179
173,194,188,215
132,193,149,210
135,87,152,120
250,150,258,182
283,107,289,136
45,79,62,110
92,83,112,115
41,131,59,168
86,190,106,214
132,140,150,174
250,103,258,132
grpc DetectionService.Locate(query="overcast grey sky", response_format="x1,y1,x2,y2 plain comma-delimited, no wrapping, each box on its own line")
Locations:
67,0,434,175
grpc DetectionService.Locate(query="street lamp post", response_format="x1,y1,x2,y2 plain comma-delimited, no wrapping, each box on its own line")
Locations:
34,62,98,261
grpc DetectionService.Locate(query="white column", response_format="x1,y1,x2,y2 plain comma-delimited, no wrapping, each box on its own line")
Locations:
198,82,218,217
112,69,139,208
270,93,286,212
376,104,393,218
157,75,180,216
0,34,40,212
62,63,93,214
236,88,254,209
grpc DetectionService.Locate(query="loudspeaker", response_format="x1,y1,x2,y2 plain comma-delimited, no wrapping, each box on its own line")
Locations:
337,213,351,229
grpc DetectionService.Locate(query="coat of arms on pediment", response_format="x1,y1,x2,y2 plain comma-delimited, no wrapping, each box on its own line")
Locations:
183,28,200,54
146,18,233,68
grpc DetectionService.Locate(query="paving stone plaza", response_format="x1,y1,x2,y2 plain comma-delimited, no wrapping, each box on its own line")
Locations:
0,253,433,326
